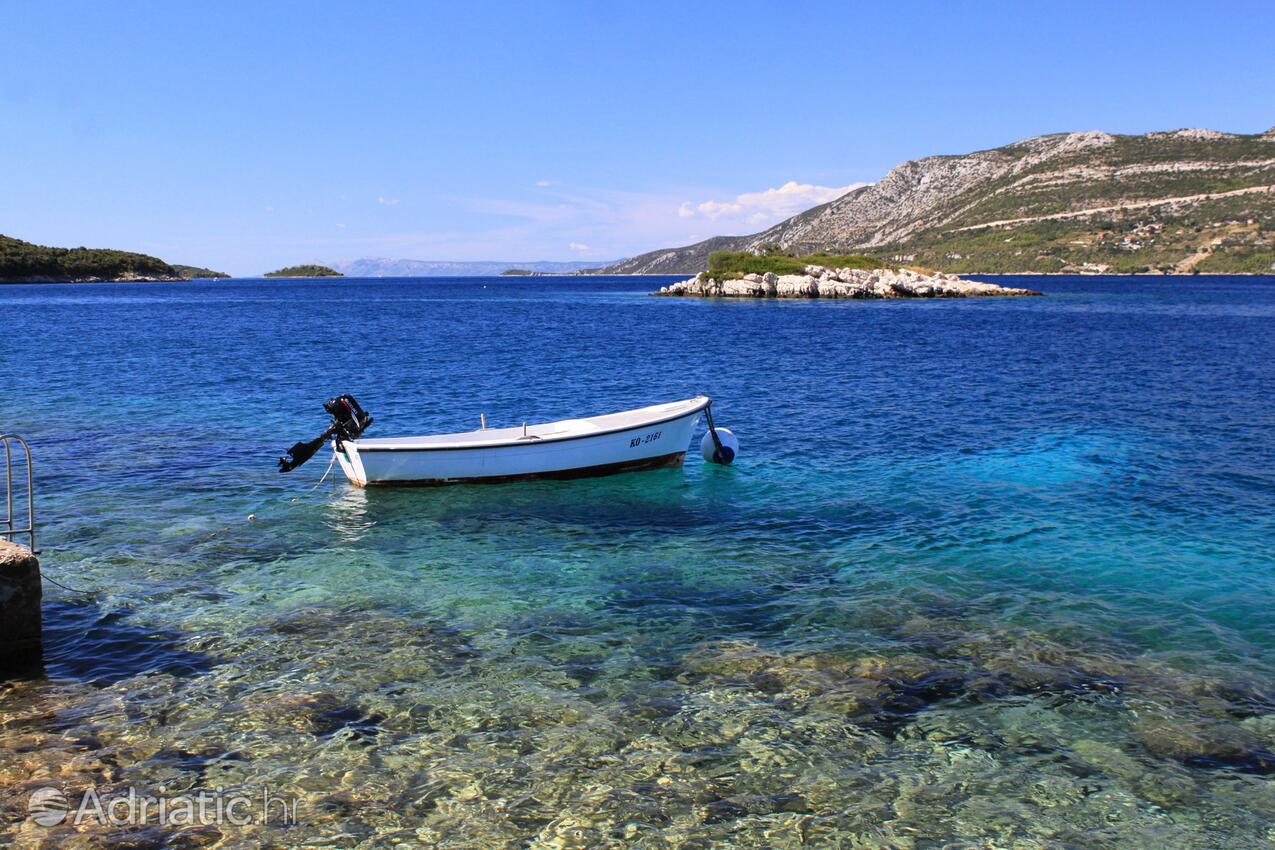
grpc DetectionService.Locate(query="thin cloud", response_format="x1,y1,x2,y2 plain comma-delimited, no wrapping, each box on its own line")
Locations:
430,175,877,262
535,179,558,187
683,181,866,223
377,196,400,205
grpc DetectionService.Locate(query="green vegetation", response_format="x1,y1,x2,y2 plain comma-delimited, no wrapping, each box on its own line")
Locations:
871,131,1275,275
172,264,230,280
705,250,887,280
872,190,1275,275
264,264,343,278
1196,248,1275,274
1,233,178,282
0,233,232,282
924,133,1275,233
501,268,533,275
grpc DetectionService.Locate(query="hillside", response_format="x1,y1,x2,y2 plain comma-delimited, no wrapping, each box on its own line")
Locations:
1,234,229,282
595,127,1275,275
2,234,157,282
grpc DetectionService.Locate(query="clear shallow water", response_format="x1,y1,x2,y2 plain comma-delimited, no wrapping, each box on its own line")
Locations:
2,274,1275,847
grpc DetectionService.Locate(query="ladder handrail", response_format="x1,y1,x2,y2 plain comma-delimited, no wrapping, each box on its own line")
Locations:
0,434,35,553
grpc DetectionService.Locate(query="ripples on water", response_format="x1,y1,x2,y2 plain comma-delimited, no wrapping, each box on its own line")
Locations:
2,275,1275,847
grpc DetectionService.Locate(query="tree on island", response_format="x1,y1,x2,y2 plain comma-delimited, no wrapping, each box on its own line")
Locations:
264,265,344,278
701,250,885,279
1,233,228,282
172,264,230,279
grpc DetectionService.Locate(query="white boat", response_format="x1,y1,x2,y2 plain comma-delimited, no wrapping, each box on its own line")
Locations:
279,395,732,486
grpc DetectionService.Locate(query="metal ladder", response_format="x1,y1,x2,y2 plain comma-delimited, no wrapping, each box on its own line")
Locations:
1,435,36,553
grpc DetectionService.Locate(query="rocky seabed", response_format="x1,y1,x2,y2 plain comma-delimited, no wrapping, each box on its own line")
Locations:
3,605,1275,848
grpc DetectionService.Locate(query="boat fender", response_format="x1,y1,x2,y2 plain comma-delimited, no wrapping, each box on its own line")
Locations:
700,403,737,465
701,427,738,464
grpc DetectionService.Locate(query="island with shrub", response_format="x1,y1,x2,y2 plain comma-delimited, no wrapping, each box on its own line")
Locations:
172,265,231,280
654,250,1041,299
263,265,343,278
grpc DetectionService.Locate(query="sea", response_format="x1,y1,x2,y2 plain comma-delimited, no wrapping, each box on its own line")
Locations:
2,274,1274,848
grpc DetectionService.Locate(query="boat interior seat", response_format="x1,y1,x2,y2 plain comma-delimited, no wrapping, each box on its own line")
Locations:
538,419,601,436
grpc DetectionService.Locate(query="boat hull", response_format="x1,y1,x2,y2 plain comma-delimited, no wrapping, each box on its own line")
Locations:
333,400,706,486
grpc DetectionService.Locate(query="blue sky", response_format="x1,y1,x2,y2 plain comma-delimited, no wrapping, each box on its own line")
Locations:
3,1,1273,274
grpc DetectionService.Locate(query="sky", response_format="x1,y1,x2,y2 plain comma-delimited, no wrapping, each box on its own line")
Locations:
2,1,1273,275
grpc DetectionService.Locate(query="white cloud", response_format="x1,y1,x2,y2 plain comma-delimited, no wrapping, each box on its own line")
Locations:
682,181,866,225
313,175,874,266
377,196,400,205
457,181,867,260
535,179,558,187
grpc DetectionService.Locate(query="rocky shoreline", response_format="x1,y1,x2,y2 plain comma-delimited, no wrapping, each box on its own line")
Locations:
653,265,1042,299
0,273,185,284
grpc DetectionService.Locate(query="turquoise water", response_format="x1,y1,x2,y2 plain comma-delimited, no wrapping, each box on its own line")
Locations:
3,275,1275,847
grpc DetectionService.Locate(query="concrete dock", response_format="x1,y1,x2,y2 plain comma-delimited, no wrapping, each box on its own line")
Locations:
0,538,42,673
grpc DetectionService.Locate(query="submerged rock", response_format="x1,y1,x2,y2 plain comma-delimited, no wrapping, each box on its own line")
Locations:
1133,706,1275,774
9,593,1275,848
676,640,992,740
654,266,1041,299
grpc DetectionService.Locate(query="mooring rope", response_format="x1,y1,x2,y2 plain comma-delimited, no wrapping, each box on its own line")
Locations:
38,569,97,597
308,451,337,492
703,402,729,463
28,448,342,602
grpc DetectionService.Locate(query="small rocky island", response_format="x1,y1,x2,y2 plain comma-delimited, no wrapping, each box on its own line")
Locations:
264,264,343,278
655,265,1041,299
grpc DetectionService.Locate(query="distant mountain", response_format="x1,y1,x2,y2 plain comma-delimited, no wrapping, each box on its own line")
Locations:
594,127,1275,275
1,233,228,282
331,258,618,277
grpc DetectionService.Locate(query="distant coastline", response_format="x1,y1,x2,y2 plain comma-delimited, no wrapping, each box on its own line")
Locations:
5,271,1271,289
331,257,619,277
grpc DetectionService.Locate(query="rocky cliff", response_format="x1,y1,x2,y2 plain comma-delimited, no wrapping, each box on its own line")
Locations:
596,127,1275,275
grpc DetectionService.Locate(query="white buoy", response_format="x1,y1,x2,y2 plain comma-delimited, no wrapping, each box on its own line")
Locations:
701,427,738,465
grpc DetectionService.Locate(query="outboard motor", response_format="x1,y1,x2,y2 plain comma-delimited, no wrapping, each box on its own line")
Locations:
279,394,373,473
324,394,373,443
